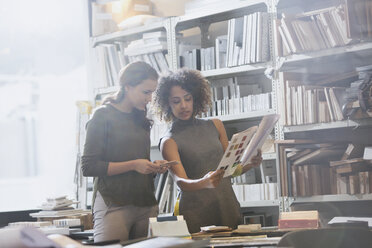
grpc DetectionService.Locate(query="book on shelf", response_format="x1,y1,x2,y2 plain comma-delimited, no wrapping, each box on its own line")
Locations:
276,2,372,56
232,183,278,202
216,114,280,177
179,11,270,71
292,146,345,166
364,146,372,160
336,171,372,194
278,72,355,126
215,35,228,69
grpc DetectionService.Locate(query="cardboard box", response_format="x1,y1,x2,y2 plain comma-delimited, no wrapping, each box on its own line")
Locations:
108,0,153,24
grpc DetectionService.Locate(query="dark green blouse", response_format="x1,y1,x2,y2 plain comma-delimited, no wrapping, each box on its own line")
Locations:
81,104,157,207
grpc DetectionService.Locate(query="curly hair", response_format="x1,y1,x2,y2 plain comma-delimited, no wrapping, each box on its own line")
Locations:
154,68,212,122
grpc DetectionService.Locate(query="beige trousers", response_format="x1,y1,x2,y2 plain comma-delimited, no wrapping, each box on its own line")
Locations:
93,192,158,242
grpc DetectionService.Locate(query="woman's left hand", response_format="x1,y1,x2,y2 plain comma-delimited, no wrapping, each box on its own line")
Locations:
250,149,263,168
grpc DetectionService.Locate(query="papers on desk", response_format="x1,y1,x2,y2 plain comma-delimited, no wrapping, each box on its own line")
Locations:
0,226,120,248
328,216,372,227
125,237,208,248
30,209,91,218
40,196,78,211
148,215,190,237
0,226,61,248
200,225,231,232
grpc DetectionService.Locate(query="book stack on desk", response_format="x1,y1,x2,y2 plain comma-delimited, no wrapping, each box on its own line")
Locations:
40,196,79,211
278,210,319,229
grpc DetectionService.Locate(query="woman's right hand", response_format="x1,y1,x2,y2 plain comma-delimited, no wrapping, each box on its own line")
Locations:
133,159,159,174
202,169,225,188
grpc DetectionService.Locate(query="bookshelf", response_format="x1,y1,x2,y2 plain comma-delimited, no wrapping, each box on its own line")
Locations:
172,1,280,222
85,0,372,220
274,0,372,213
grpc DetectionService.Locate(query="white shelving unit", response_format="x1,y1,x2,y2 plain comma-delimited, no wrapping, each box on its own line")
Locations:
85,0,372,219
202,109,276,122
240,199,279,208
274,0,372,214
283,118,372,133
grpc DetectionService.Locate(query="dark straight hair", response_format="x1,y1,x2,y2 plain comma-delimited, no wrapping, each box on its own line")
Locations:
103,61,159,130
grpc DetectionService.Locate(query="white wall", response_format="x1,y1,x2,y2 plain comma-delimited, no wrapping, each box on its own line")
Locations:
0,0,89,212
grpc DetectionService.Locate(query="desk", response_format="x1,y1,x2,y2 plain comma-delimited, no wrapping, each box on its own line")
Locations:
207,236,281,247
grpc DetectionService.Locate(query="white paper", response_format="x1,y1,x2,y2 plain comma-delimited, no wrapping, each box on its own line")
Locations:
149,220,190,237
328,217,372,227
240,114,280,165
363,147,372,160
0,226,60,248
216,126,257,177
216,114,280,177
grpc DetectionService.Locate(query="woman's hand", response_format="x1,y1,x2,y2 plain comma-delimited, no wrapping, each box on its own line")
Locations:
133,159,160,174
250,149,263,168
153,160,169,174
202,169,225,188
240,149,263,175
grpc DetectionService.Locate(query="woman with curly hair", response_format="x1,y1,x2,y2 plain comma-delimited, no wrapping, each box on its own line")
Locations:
154,68,262,233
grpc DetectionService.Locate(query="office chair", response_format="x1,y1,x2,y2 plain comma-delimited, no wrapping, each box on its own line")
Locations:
277,227,372,248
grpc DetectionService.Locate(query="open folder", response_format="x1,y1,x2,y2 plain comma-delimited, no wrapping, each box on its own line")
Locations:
216,114,280,177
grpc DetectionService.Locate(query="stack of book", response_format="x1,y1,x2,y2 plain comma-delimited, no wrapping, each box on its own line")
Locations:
179,11,270,71
96,31,171,87
30,196,90,219
279,211,319,229
39,196,78,211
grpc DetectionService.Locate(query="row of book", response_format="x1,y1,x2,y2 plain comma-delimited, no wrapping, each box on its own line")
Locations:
284,142,372,197
279,65,372,126
180,47,216,71
232,160,277,185
291,164,334,196
276,1,372,56
180,11,270,71
283,84,345,126
202,93,272,118
232,183,278,202
226,12,270,67
96,31,170,87
336,171,372,195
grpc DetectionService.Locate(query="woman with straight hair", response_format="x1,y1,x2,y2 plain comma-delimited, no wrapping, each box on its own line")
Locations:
82,61,168,242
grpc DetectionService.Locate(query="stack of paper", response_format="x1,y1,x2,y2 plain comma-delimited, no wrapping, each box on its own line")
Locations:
40,196,78,211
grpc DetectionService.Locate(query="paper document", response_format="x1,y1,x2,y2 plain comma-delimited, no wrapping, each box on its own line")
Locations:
328,217,372,227
0,226,61,248
216,114,280,177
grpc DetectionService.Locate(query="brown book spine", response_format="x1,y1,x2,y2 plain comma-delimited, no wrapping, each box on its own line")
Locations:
279,219,319,229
